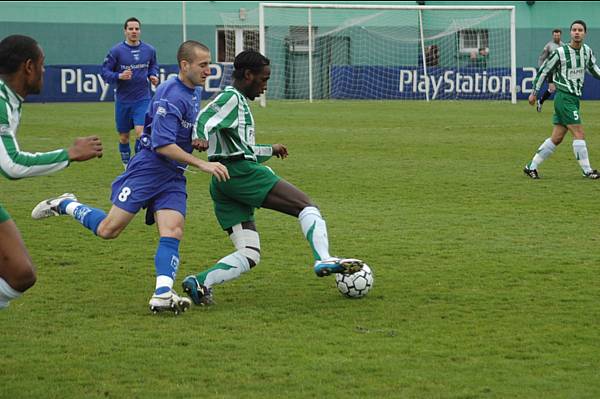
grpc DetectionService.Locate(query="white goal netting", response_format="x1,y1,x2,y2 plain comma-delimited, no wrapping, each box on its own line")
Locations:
219,4,515,103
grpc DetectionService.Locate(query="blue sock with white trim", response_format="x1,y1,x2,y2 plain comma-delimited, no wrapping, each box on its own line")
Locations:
59,199,107,236
119,143,131,165
154,237,180,295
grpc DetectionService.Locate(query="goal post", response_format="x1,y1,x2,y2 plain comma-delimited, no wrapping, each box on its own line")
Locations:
223,3,516,105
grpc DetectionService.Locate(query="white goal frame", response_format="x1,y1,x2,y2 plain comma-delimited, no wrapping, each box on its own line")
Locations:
258,2,516,106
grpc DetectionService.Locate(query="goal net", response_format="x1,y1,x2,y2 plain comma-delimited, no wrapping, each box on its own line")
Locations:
219,4,516,104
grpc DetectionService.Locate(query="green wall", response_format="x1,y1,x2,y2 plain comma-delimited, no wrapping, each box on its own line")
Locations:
1,1,599,67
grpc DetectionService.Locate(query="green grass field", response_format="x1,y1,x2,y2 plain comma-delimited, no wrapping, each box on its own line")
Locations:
2,100,600,398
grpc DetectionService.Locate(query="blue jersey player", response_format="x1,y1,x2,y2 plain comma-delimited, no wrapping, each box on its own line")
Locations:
32,41,229,315
101,17,159,168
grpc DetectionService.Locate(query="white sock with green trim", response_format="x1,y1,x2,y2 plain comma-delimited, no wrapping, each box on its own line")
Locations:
299,206,331,262
573,139,593,174
0,277,22,309
528,138,556,170
196,252,250,288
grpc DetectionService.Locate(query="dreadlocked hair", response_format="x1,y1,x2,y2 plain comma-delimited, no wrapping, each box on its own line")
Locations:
232,50,270,80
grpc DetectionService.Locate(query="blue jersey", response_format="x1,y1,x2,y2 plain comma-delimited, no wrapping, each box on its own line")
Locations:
138,76,202,173
101,41,159,103
110,76,201,219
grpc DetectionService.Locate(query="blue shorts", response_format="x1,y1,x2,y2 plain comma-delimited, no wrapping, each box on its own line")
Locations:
110,150,187,224
115,99,150,133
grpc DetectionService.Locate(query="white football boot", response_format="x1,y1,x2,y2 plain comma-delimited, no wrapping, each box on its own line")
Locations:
149,289,191,315
31,193,77,219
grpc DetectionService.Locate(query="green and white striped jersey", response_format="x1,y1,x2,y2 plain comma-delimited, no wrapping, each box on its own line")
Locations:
194,86,272,163
0,79,69,180
533,43,600,97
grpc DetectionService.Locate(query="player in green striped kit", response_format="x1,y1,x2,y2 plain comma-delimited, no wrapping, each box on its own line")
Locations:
181,50,364,305
0,35,103,309
524,20,600,180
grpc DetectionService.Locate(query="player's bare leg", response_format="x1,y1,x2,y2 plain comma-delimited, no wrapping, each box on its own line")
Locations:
0,220,36,308
95,206,136,239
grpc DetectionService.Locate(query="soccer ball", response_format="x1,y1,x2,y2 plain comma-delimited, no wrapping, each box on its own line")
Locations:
335,264,374,298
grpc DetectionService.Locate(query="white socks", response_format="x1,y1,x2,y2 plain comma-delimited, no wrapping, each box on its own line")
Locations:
0,277,22,309
299,206,331,261
528,138,594,174
199,252,251,288
528,138,556,170
198,225,258,288
64,201,83,216
573,139,593,173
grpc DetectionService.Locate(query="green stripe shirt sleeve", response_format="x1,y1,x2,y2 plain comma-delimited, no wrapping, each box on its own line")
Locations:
252,144,273,163
0,99,69,179
586,47,600,79
0,134,69,180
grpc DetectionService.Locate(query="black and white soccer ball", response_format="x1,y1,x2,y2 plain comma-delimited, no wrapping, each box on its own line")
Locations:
335,264,374,298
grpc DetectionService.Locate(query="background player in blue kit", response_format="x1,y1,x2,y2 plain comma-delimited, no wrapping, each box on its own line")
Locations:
101,17,159,168
32,41,229,314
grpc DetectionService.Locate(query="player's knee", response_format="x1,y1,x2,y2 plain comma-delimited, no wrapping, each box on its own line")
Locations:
296,194,315,211
166,227,184,241
240,247,260,268
230,225,260,267
9,260,37,291
18,268,36,291
299,205,323,220
118,133,130,144
95,224,120,240
286,198,314,218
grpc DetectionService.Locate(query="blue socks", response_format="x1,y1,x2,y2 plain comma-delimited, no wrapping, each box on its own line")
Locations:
154,237,180,295
134,138,142,154
119,139,142,165
119,140,141,165
119,143,131,165
59,199,107,236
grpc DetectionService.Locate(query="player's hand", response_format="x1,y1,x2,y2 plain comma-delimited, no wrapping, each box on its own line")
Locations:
149,75,159,86
68,136,103,162
192,139,209,152
119,70,132,80
549,83,556,93
528,93,537,106
272,144,288,159
197,160,230,182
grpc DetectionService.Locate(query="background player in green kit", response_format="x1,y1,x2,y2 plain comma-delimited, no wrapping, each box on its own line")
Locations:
181,50,365,305
0,35,103,309
524,20,600,179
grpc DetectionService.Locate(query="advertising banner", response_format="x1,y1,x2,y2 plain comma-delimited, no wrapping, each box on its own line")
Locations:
330,66,600,100
27,64,233,103
26,64,600,102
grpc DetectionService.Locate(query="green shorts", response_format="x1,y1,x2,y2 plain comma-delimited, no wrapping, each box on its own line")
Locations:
210,159,281,230
0,203,11,223
553,90,582,126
